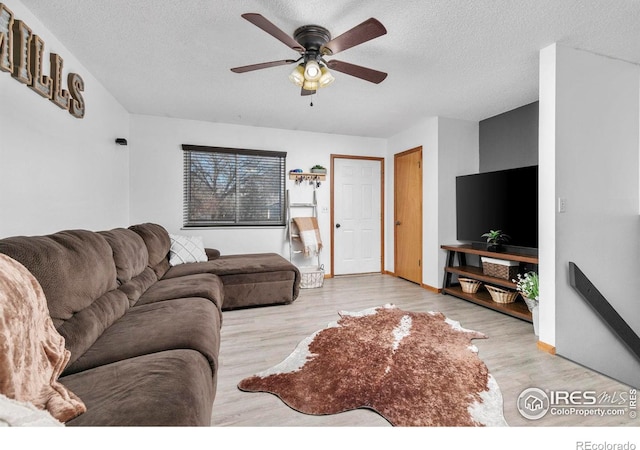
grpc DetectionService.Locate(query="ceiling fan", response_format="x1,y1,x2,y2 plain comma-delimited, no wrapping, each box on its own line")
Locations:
230,13,388,96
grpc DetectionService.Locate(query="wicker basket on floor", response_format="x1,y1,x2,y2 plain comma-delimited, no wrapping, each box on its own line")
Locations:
299,266,324,289
485,285,519,304
459,277,482,294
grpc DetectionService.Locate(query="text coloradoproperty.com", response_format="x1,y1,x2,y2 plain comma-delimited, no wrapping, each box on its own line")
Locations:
551,407,628,416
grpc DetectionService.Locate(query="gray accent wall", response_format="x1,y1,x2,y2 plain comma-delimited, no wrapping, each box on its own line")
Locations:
479,102,539,172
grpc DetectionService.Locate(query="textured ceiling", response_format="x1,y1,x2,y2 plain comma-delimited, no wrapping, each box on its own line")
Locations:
19,0,640,138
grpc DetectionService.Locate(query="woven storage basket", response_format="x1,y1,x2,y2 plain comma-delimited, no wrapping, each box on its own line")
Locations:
485,285,519,304
299,266,324,289
458,277,482,294
481,257,519,280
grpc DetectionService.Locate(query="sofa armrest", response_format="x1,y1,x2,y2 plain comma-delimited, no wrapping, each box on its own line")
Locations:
205,248,221,260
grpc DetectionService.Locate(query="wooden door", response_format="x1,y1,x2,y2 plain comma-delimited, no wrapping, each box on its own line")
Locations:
394,147,422,284
332,156,384,275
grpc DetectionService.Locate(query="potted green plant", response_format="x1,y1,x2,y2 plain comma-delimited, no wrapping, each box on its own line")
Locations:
481,229,510,251
310,164,326,174
514,271,539,335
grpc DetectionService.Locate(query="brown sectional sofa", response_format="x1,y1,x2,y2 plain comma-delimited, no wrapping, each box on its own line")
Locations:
0,223,300,426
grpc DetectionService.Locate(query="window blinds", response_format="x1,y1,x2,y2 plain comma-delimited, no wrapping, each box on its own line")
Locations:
182,145,286,227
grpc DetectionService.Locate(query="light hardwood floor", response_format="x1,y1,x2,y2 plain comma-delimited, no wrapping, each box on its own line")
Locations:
211,274,637,427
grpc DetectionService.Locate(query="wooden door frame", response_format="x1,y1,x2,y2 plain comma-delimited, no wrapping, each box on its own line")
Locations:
330,154,385,277
394,146,423,284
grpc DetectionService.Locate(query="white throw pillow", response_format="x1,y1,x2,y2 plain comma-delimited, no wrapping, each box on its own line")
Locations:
169,234,208,266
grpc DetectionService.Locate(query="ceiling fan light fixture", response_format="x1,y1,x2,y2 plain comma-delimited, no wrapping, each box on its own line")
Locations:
288,64,305,86
318,66,335,88
302,79,319,91
304,60,322,81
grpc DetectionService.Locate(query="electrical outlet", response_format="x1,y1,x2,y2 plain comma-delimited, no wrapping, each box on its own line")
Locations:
321,206,329,213
558,197,567,213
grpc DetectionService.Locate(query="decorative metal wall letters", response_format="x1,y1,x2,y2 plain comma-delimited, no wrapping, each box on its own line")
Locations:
0,3,85,118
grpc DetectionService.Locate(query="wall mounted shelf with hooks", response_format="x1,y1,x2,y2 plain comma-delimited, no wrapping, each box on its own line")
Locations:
289,173,326,186
289,173,326,181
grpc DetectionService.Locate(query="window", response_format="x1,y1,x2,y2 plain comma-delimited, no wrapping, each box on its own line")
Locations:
182,145,286,227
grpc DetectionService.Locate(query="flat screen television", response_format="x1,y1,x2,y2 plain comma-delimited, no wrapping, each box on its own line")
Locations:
456,165,538,249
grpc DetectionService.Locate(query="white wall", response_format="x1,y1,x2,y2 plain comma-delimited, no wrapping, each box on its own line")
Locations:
387,117,478,289
128,114,386,273
540,43,640,388
437,117,480,286
538,45,557,345
0,0,130,237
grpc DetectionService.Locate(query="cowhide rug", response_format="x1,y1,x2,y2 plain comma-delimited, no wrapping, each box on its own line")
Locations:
238,304,508,426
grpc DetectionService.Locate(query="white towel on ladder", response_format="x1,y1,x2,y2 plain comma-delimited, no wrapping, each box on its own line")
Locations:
293,217,322,256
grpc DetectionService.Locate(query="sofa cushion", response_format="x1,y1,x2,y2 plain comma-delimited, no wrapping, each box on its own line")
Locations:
136,273,224,312
0,230,119,329
162,253,301,307
205,248,221,260
169,234,207,266
61,349,215,426
163,252,299,279
129,223,171,278
57,289,129,367
219,271,297,310
118,267,157,306
99,228,149,283
64,297,220,375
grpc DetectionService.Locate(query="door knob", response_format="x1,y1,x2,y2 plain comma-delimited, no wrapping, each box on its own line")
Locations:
395,221,401,226
336,223,341,228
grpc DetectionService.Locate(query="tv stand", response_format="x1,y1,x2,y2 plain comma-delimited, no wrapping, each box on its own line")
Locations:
441,244,538,322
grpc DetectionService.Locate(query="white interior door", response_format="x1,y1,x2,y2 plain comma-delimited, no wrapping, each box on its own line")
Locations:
333,158,382,275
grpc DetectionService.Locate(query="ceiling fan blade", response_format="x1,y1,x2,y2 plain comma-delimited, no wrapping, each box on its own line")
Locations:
301,88,316,96
241,13,305,53
231,59,297,73
326,59,387,84
321,18,387,55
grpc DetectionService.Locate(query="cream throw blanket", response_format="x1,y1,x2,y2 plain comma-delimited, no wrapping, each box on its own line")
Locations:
0,254,86,423
0,393,62,426
293,217,322,256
